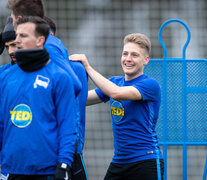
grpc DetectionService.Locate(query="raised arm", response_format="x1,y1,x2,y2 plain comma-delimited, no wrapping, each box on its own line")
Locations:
69,54,142,101
87,89,102,105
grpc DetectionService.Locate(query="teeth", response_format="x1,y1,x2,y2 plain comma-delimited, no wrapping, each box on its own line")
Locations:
125,64,133,67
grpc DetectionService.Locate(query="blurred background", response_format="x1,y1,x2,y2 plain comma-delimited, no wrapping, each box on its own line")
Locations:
0,0,207,179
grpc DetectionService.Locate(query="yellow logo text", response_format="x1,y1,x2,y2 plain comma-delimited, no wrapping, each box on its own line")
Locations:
111,107,124,116
10,111,32,121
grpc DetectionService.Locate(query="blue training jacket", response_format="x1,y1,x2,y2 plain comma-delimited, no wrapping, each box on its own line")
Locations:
69,62,88,154
0,63,12,73
0,61,77,175
45,34,88,154
44,34,82,97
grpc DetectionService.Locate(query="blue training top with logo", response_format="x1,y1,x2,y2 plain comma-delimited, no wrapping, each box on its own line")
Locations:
0,61,77,175
95,74,163,164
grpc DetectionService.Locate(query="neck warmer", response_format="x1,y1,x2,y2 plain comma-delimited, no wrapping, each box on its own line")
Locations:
15,48,49,72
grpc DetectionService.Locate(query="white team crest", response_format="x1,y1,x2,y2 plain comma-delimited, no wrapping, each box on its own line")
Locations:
33,75,50,89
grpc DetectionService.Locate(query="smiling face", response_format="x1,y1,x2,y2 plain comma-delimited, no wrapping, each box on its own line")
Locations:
121,42,149,81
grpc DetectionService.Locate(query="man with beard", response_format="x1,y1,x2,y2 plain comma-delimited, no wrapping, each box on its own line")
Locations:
0,16,17,68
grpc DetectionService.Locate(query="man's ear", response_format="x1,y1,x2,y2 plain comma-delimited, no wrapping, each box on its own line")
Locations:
144,56,150,66
36,36,45,47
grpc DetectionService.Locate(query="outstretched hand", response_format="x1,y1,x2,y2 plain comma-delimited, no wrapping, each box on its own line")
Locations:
69,54,90,69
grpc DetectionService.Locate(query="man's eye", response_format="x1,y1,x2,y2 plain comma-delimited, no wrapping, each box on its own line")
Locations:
132,54,138,57
20,34,27,37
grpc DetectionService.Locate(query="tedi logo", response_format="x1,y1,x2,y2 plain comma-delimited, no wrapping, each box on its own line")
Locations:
10,104,32,128
111,101,124,123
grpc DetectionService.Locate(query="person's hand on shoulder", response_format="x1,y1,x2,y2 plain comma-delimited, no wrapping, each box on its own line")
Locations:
69,54,90,70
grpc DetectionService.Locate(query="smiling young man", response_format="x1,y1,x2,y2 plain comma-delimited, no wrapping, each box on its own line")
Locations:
69,33,164,180
0,16,77,180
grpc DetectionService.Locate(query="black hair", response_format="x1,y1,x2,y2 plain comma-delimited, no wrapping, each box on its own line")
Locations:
17,16,49,41
44,16,56,35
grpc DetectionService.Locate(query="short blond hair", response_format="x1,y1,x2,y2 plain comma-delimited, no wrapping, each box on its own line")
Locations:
124,33,151,55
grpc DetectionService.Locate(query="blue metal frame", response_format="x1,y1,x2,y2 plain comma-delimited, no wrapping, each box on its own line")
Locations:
147,19,207,180
160,19,191,180
158,19,191,60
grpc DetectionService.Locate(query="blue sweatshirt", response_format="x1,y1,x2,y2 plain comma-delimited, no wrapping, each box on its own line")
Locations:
44,34,82,97
69,62,88,154
0,61,77,175
44,35,88,154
